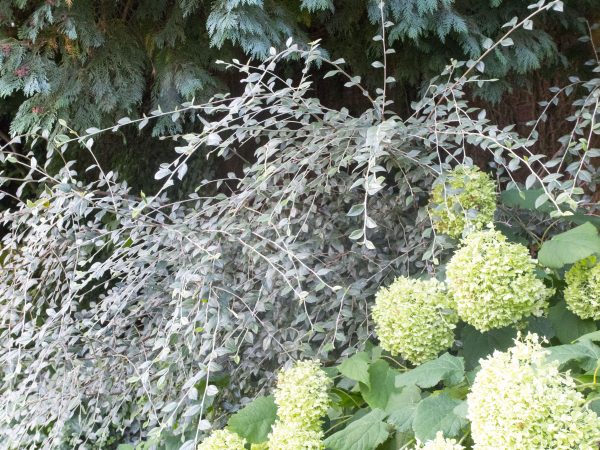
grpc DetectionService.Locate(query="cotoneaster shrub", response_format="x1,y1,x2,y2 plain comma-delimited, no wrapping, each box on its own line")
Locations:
467,334,600,449
564,256,600,320
446,228,553,331
372,277,457,364
428,165,497,238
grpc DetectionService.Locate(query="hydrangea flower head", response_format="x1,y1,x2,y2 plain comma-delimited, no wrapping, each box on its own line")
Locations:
372,277,457,364
467,334,600,449
197,429,246,450
268,422,324,450
428,165,497,238
273,360,332,429
565,256,600,320
446,228,552,331
414,431,465,449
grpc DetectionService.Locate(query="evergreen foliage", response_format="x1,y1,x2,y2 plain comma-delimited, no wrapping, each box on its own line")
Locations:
0,0,597,138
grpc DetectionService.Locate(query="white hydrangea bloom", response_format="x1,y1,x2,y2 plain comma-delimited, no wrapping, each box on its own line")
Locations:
273,360,332,430
268,421,324,450
372,276,457,364
428,165,497,238
446,228,552,331
197,429,246,450
414,431,464,449
467,334,600,449
564,256,600,320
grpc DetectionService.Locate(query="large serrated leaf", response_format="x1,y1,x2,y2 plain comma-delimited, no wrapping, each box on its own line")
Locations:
412,395,468,442
324,409,389,450
538,223,600,269
548,300,596,344
385,385,421,432
546,340,600,371
396,354,465,389
338,352,370,386
227,396,277,444
460,324,517,370
360,360,398,409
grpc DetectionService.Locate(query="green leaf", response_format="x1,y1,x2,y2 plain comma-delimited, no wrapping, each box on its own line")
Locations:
460,325,516,370
360,360,397,409
338,352,370,386
548,301,596,344
501,188,549,211
227,396,277,444
385,385,421,432
396,354,465,389
412,394,468,441
500,190,600,227
547,340,600,371
324,409,390,450
576,330,600,342
538,223,600,269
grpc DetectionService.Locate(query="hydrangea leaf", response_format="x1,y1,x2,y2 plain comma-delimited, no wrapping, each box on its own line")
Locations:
396,353,465,389
412,394,468,441
385,385,422,432
547,300,596,344
460,325,516,370
227,396,277,444
360,359,398,409
538,223,600,269
546,340,600,371
338,352,370,386
500,188,548,211
324,409,390,450
576,330,600,342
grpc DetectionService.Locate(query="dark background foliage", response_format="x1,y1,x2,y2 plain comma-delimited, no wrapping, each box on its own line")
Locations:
1,0,599,194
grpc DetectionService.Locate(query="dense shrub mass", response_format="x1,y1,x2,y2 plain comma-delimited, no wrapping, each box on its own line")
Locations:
446,229,553,331
372,277,457,364
467,334,600,449
564,256,600,320
428,166,497,238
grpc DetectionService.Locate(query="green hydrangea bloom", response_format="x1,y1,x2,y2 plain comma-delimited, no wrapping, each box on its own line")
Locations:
197,429,246,450
268,422,324,450
273,360,332,430
428,165,497,238
467,334,600,449
267,360,331,449
564,256,600,320
446,229,552,331
414,432,465,450
372,277,457,365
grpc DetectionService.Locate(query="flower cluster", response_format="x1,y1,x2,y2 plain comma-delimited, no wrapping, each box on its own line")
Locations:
564,256,600,320
428,165,497,238
446,229,552,331
467,334,600,449
268,360,331,449
414,432,465,450
267,423,324,450
372,277,457,364
197,429,246,450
